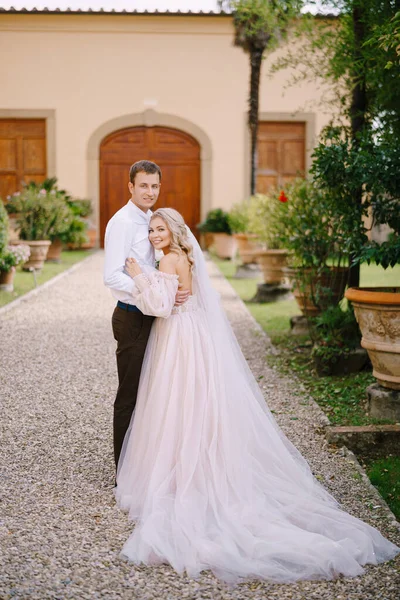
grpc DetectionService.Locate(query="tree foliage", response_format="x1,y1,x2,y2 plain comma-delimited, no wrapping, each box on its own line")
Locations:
220,1,303,194
311,127,400,269
272,1,400,275
272,1,400,141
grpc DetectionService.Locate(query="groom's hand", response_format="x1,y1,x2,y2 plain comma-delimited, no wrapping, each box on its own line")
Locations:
175,286,190,306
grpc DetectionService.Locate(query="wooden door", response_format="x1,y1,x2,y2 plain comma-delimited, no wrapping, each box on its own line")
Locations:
0,119,47,201
256,122,305,193
100,126,201,247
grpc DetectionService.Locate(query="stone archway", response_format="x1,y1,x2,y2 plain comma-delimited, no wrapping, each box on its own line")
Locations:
99,126,200,247
86,110,212,247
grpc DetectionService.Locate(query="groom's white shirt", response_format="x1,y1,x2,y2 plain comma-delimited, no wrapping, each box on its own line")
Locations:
103,200,155,304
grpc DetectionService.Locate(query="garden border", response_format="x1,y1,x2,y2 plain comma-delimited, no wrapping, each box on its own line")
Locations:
0,250,101,317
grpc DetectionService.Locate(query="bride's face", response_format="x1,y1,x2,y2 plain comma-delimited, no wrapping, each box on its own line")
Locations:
149,217,171,250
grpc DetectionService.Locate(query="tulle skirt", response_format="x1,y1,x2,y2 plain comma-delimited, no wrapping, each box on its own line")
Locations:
115,296,399,584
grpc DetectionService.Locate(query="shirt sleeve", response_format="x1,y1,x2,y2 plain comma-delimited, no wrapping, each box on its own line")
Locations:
103,218,137,295
131,272,179,318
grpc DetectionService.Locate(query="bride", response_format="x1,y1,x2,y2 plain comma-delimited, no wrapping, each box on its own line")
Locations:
115,207,399,584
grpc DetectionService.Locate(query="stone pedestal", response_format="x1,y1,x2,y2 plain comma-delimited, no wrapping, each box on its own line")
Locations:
367,383,400,421
289,315,309,335
234,263,261,279
251,283,292,304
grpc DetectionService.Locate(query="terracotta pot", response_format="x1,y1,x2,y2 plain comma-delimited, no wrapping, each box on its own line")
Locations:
80,228,97,249
0,267,15,292
345,287,400,390
200,232,214,250
285,266,349,317
212,233,237,260
46,238,63,262
256,249,288,284
233,233,263,265
68,228,97,250
7,215,20,245
22,240,51,271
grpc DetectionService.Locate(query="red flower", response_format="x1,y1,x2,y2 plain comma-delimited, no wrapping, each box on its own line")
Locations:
278,190,288,203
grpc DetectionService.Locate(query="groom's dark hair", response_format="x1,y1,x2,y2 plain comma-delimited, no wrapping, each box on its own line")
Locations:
129,160,162,184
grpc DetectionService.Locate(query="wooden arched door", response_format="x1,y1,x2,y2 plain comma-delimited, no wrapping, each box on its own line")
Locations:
100,126,201,247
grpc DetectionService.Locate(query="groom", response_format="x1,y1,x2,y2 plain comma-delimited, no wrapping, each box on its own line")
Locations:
104,160,189,472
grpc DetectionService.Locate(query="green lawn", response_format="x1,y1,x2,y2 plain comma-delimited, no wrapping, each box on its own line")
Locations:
365,457,400,520
212,255,399,426
0,250,94,308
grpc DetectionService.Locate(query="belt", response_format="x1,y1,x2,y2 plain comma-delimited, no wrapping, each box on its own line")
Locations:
117,300,142,314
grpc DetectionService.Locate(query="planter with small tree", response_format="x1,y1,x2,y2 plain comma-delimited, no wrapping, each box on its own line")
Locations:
0,200,30,291
249,190,291,283
0,244,31,291
240,190,290,301
228,200,262,266
326,134,400,414
276,178,351,317
5,186,70,270
310,128,400,391
6,178,94,265
198,209,237,259
65,197,94,251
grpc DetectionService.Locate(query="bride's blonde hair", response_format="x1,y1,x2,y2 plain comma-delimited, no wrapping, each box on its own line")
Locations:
151,208,194,271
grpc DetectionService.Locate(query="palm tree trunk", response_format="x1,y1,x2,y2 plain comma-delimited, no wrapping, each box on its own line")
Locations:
248,48,263,195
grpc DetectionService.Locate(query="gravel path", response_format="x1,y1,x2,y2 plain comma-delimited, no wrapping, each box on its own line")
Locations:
1,251,399,600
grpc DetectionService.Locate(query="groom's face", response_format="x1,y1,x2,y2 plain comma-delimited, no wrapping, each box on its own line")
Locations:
128,171,161,212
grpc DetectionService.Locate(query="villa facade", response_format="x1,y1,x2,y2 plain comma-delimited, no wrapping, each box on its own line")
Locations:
0,8,333,245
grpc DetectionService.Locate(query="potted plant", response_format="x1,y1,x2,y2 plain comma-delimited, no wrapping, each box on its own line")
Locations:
0,199,31,291
227,200,262,264
198,209,237,259
5,187,70,270
276,178,351,316
19,179,93,260
0,244,31,291
64,198,93,250
0,197,8,256
247,190,290,285
310,128,400,392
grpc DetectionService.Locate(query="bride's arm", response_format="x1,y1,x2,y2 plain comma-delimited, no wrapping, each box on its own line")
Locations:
125,257,179,318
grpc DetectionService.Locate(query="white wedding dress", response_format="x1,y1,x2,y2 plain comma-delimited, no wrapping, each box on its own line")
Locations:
115,236,399,584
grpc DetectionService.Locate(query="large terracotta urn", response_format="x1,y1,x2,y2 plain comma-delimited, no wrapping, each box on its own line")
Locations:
22,240,51,271
285,266,348,317
213,233,237,260
200,232,214,251
345,287,400,390
256,250,288,285
46,238,63,262
233,233,262,265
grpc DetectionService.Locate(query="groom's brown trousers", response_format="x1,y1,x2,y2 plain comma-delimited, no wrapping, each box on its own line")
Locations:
112,304,155,468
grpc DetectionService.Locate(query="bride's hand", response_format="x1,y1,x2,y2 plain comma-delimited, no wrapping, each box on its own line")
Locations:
125,257,142,278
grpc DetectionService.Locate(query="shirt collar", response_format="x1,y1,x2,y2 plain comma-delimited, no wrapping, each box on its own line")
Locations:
127,200,152,224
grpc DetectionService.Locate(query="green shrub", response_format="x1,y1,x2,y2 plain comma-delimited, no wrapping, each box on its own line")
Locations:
311,305,362,363
198,209,232,234
6,178,92,246
247,190,288,249
6,189,70,241
227,201,252,234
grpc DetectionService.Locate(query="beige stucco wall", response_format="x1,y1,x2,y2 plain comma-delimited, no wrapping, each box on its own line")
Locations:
0,13,333,236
